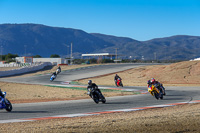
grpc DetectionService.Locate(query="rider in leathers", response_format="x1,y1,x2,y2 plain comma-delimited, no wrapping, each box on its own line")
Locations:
0,89,4,98
57,66,61,73
114,74,120,86
87,80,103,98
0,89,7,104
150,78,166,95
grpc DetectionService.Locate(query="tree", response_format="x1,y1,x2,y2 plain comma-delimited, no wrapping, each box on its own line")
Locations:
33,55,42,58
5,53,19,61
50,54,60,58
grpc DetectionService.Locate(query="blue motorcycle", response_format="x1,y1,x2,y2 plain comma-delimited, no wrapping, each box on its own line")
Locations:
0,92,12,112
50,74,57,82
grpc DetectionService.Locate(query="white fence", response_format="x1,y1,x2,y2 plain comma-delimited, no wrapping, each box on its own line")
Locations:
0,62,52,77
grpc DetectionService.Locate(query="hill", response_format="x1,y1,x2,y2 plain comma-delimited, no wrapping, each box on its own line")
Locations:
92,33,200,60
0,23,200,60
0,24,114,57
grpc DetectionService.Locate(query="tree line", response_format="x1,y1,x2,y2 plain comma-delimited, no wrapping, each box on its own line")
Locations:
0,53,60,63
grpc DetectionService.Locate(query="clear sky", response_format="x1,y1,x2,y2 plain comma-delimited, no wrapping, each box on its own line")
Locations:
0,0,200,41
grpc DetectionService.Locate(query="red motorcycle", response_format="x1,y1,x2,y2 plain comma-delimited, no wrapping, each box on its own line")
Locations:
116,78,123,87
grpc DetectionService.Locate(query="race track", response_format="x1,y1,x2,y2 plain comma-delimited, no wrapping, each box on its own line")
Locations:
0,63,200,122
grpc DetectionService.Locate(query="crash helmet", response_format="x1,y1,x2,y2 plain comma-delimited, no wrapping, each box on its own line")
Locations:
151,78,156,84
147,80,151,84
88,80,92,85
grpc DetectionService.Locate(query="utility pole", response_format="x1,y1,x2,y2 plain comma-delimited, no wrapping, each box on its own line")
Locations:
70,42,73,64
1,45,2,61
115,48,118,63
154,52,157,61
24,45,27,57
67,45,70,58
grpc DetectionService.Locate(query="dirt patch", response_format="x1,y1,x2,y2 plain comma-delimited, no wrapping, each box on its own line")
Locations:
77,61,200,86
1,103,199,133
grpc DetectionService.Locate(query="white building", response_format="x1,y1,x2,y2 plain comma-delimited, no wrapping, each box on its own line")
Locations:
15,57,33,63
15,57,68,65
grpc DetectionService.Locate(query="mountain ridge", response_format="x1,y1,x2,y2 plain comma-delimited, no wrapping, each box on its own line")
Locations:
0,23,200,60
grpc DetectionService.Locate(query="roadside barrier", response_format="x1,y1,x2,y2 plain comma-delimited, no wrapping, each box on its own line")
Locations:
0,62,52,77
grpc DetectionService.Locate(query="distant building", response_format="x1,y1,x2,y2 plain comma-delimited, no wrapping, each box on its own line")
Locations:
82,53,116,59
15,57,33,63
15,57,68,65
82,53,121,63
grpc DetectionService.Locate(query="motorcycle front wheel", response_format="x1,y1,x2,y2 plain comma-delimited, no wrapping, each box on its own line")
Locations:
102,98,106,103
5,99,12,112
121,83,123,87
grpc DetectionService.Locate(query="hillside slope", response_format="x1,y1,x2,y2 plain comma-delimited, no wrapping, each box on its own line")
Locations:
78,61,200,86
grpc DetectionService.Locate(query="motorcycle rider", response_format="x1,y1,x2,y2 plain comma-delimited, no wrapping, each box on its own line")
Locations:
57,66,61,73
0,89,4,99
114,74,121,86
58,66,61,71
147,80,151,87
0,89,7,104
150,78,166,95
87,80,103,97
117,77,122,87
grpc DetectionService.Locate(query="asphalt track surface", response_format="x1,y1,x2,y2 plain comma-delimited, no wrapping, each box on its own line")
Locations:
0,63,200,121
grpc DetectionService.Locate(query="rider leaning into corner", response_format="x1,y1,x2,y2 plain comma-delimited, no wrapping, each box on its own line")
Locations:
87,80,103,96
114,74,121,85
0,89,8,104
148,78,166,95
0,89,4,98
58,66,61,72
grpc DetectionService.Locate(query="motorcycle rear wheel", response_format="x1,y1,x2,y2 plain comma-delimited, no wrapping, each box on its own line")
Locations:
154,93,159,100
93,94,99,104
160,94,163,99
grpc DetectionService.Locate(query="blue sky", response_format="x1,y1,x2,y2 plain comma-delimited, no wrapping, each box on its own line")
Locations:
0,0,200,41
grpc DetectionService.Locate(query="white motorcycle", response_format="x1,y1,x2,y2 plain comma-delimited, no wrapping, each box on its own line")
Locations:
50,74,57,81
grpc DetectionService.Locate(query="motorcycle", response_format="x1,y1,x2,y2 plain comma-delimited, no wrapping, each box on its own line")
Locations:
50,74,57,82
148,84,163,100
87,87,106,104
116,78,123,87
0,92,12,112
